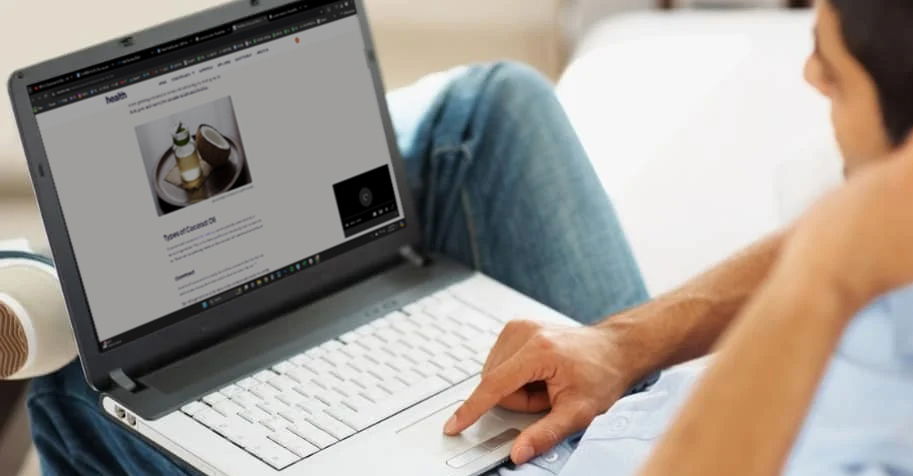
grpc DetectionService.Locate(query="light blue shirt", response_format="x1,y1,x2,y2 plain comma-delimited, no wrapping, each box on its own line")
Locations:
494,286,913,476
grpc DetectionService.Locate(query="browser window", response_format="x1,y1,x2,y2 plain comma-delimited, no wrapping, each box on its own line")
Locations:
28,0,407,350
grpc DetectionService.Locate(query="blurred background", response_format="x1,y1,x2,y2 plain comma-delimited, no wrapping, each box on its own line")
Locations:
1,1,829,474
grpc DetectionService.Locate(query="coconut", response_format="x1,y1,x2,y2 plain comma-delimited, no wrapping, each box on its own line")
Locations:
196,124,231,168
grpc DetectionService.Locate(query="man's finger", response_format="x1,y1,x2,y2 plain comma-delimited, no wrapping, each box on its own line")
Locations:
443,351,540,435
498,388,550,413
509,403,592,465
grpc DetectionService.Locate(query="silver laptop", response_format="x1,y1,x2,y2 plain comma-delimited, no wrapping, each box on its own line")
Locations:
7,1,578,474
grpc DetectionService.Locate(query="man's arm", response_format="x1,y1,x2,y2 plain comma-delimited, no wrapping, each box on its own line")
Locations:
598,232,786,382
638,258,852,476
445,230,788,464
639,141,913,475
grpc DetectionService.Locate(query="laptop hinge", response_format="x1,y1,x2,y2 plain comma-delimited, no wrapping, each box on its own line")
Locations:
109,368,139,393
399,245,429,267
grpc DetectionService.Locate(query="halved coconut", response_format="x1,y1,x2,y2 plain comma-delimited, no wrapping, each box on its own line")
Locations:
196,124,231,168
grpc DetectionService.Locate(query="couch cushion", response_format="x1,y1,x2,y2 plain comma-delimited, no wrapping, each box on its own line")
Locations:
557,10,843,295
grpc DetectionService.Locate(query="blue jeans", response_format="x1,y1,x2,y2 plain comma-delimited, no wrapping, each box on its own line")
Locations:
28,62,648,475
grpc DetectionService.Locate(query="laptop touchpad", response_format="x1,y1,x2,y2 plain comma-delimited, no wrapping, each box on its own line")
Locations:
397,400,518,465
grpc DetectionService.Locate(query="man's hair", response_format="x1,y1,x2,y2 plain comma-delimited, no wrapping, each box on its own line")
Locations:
830,0,913,145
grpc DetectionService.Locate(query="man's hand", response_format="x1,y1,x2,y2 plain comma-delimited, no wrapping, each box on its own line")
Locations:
442,319,636,465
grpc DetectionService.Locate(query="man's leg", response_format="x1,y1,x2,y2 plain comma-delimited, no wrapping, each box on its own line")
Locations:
389,62,647,323
28,361,195,475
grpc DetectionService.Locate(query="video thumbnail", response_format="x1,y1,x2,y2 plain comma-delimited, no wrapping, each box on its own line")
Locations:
333,165,398,237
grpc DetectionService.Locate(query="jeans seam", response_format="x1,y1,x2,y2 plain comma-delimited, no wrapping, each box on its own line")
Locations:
460,188,482,270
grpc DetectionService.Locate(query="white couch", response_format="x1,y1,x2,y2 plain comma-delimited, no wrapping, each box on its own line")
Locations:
557,9,843,295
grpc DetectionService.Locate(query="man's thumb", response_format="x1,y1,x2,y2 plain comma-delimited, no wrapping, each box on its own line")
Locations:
509,404,589,465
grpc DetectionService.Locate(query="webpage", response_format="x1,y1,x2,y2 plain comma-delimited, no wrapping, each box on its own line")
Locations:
34,14,404,348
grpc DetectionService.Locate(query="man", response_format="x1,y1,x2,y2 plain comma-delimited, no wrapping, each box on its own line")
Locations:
23,1,913,476
444,1,913,474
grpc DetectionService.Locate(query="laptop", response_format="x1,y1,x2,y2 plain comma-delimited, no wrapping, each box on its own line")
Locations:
7,1,579,474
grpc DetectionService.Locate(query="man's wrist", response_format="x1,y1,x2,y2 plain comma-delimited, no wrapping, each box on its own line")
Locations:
594,315,660,391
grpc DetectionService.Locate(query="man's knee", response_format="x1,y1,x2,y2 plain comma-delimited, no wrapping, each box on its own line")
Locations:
477,61,556,111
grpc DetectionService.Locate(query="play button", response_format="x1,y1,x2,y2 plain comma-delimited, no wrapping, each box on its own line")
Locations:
359,187,373,207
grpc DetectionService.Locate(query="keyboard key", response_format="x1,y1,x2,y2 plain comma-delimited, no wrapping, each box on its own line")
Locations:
202,392,227,406
356,335,385,351
260,417,291,432
456,359,483,377
418,339,448,357
213,399,244,417
285,366,317,385
253,370,278,383
385,357,414,372
452,325,484,342
231,391,263,410
439,366,470,385
359,385,390,404
239,407,272,424
321,340,344,353
339,331,360,344
402,347,431,365
372,376,451,419
290,421,338,449
430,354,458,370
425,299,461,320
219,384,244,399
279,407,310,425
296,398,329,416
331,380,363,398
395,369,423,386
413,360,444,379
376,327,400,343
181,401,208,416
290,353,311,366
248,437,299,470
391,318,421,336
272,361,296,375
302,358,334,376
316,389,345,407
330,363,363,382
323,351,350,367
446,345,475,362
193,408,225,429
269,429,318,458
340,343,367,358
268,375,298,393
237,377,259,390
379,378,407,395
257,400,288,416
305,346,326,359
251,383,281,400
215,415,270,448
367,364,397,382
276,390,306,407
307,413,355,440
342,394,374,413
403,302,424,315
325,405,372,431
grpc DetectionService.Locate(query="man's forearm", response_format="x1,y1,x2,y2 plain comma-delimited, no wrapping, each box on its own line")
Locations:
598,231,787,381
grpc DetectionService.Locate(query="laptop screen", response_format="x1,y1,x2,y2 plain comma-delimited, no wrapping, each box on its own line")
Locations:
27,0,407,351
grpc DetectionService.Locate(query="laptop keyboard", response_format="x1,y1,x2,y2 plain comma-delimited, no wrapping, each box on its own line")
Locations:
179,287,505,470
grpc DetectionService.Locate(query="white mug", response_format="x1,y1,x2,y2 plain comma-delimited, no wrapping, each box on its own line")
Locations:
0,245,76,379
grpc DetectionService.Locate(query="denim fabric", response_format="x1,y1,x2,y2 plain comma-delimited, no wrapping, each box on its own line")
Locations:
27,62,649,475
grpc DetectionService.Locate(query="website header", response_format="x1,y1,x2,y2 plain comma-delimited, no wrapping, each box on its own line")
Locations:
28,0,355,114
